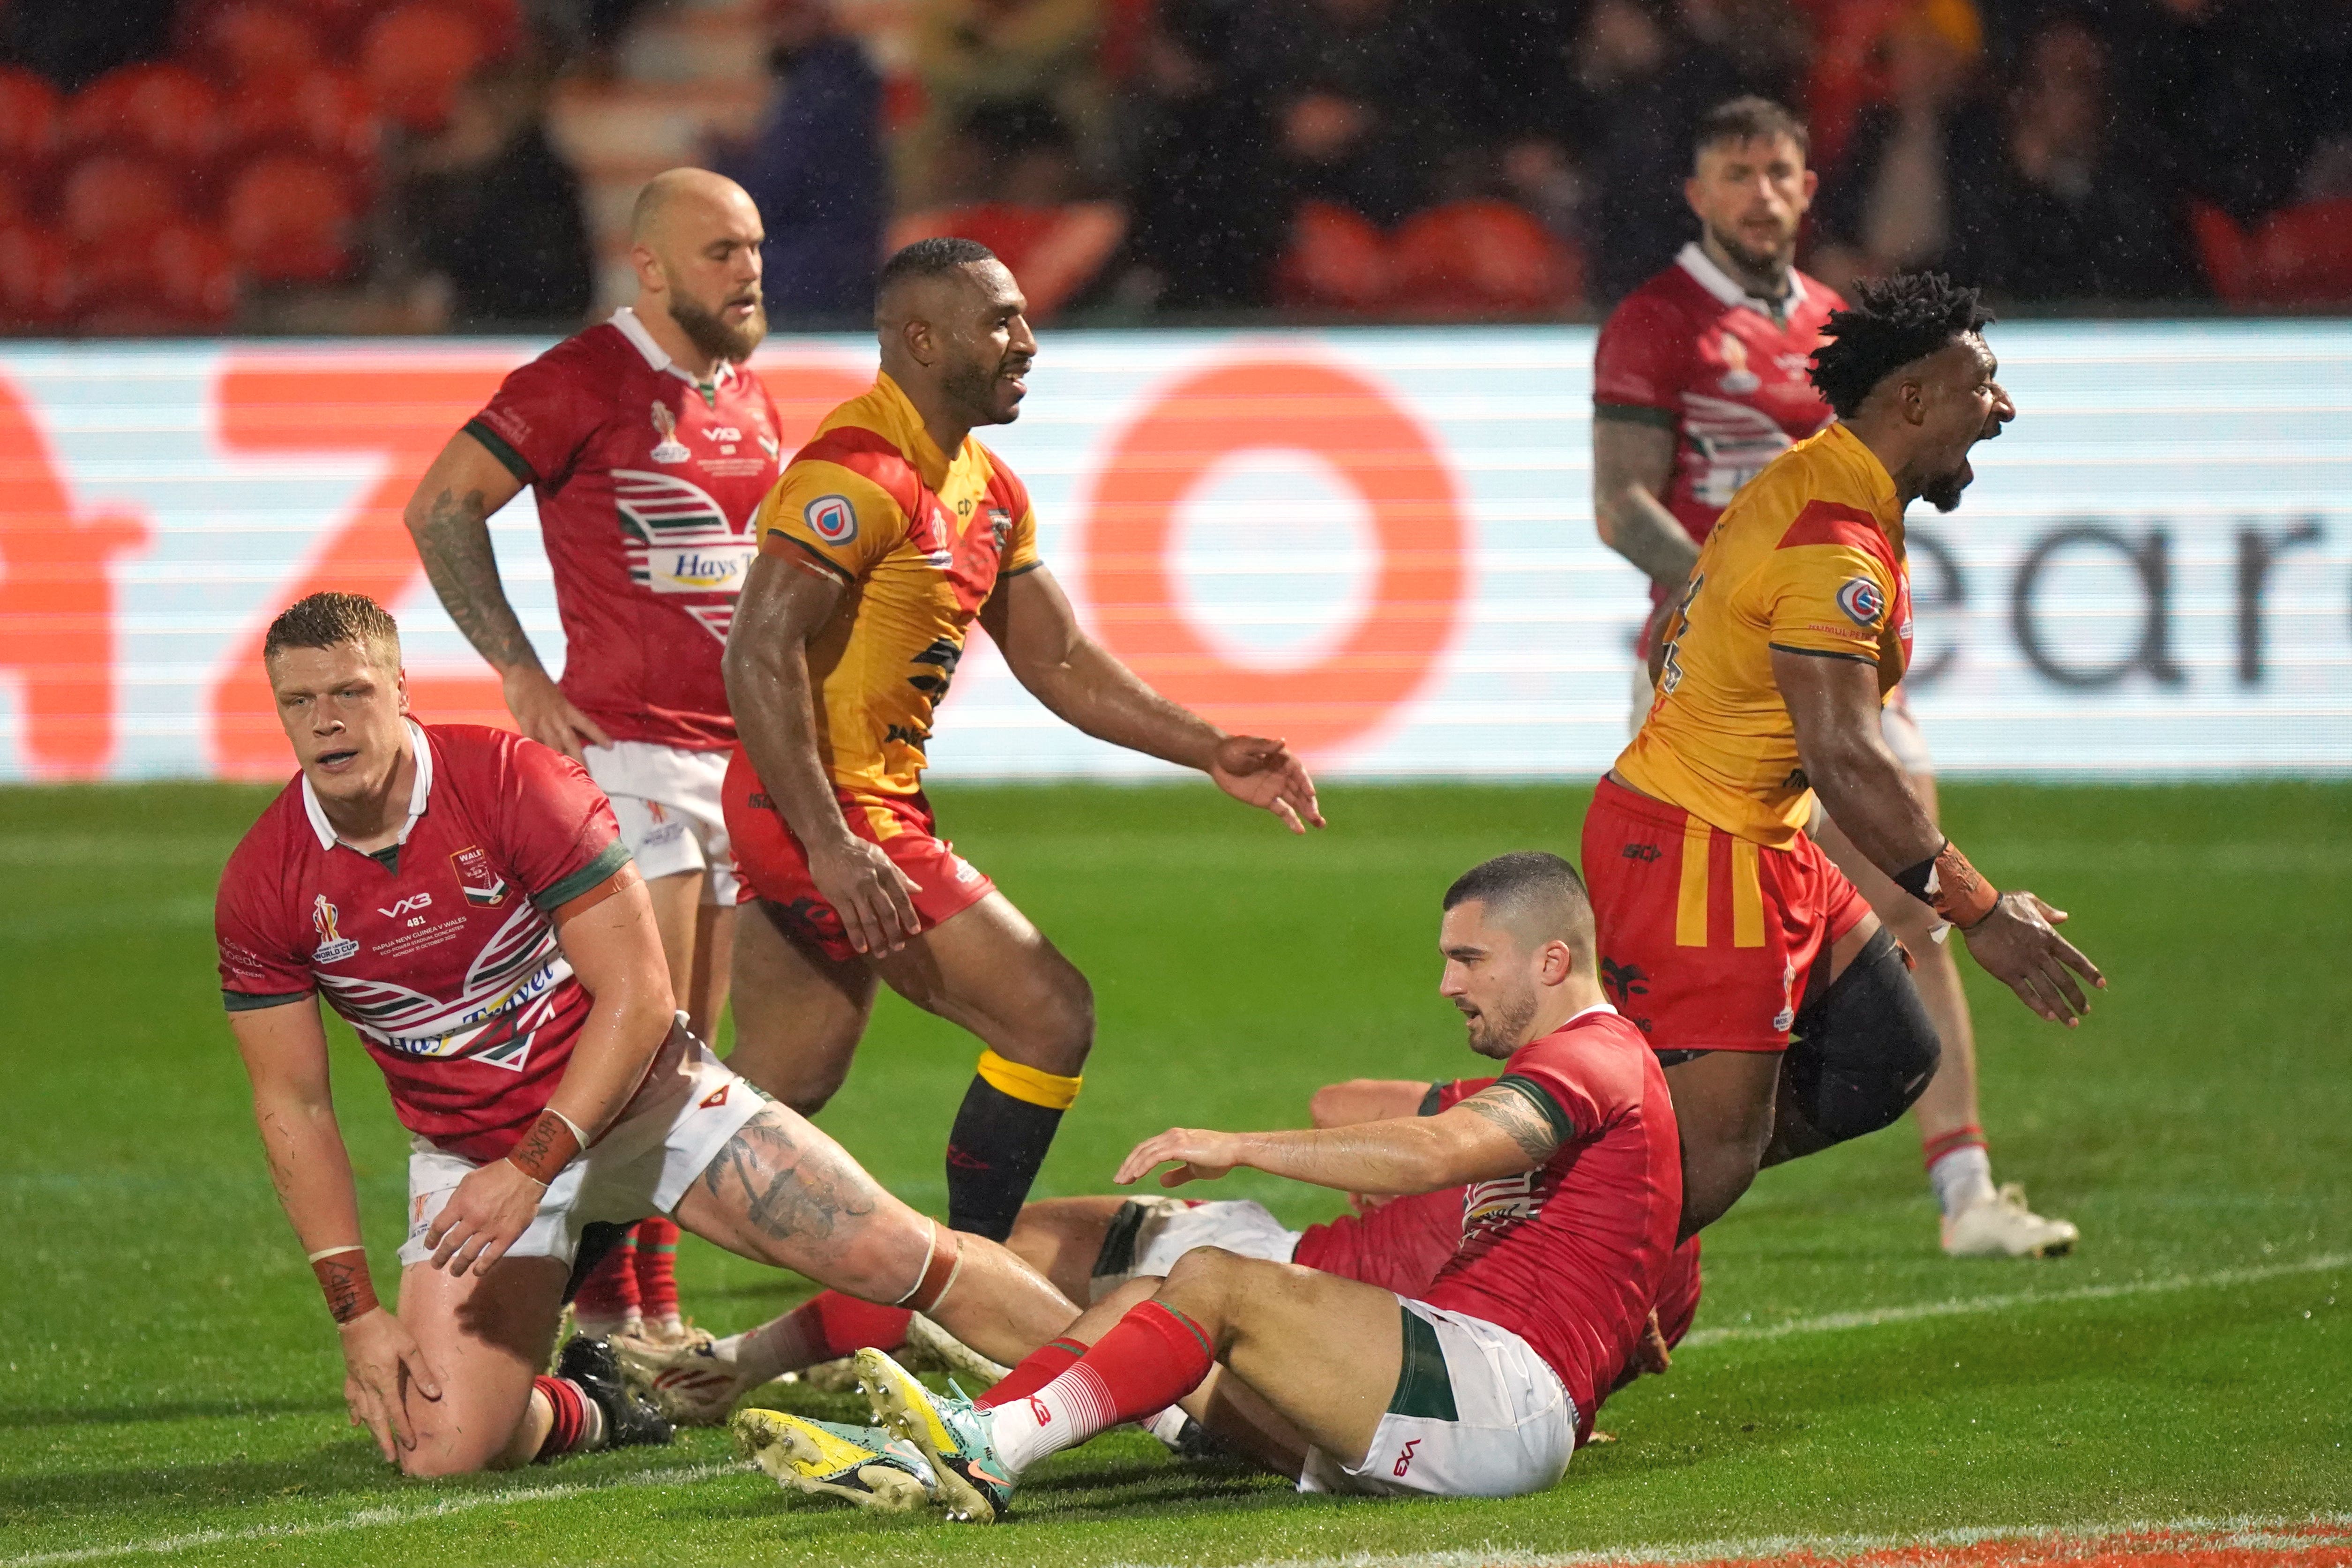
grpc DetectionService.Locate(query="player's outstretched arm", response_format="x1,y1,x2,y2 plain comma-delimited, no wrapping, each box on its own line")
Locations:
423,866,677,1277
229,1000,445,1462
724,551,923,954
1776,649,2104,1024
402,431,611,762
1115,1084,1559,1197
980,566,1325,832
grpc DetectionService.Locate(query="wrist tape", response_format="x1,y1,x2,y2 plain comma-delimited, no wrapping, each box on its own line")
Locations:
1895,839,2000,928
309,1246,378,1325
504,1107,585,1185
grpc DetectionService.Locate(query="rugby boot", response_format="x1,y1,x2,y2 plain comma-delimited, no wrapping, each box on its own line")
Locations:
554,1333,673,1449
854,1348,1014,1523
903,1312,1010,1389
612,1323,754,1426
731,1408,937,1512
1942,1182,2079,1258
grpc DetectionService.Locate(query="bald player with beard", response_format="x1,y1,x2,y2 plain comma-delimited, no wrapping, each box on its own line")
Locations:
403,169,786,1344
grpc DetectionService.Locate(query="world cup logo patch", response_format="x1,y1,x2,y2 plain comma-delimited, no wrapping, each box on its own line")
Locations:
804,494,857,545
311,895,359,964
1835,576,1886,628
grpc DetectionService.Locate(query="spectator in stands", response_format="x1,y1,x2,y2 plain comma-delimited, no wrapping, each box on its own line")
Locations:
1230,0,1474,229
903,0,1107,209
401,67,594,328
1942,11,2198,301
711,0,886,323
1110,0,1287,308
1808,0,1989,295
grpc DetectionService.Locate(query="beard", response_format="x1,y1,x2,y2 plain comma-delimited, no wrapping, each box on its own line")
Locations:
940,354,1011,426
1463,986,1541,1060
1706,219,1793,282
1922,470,1968,512
668,291,767,365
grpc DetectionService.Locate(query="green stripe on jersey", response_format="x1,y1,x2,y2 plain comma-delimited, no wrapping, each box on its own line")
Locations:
461,418,535,485
1387,1306,1459,1422
1494,1073,1577,1144
531,840,632,912
223,988,314,1013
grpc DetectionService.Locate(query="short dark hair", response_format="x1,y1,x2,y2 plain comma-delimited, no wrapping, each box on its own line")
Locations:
1443,851,1594,950
876,236,998,301
1807,271,1996,419
263,592,400,668
1693,95,1808,168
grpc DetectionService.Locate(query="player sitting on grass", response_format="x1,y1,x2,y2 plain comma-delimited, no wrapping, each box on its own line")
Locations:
734,851,1682,1518
215,592,1077,1477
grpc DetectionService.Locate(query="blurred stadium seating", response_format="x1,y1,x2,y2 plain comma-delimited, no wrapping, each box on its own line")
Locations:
0,0,2346,333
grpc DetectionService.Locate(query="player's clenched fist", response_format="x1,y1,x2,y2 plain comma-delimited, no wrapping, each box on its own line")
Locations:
1209,735,1326,835
1117,1128,1244,1188
807,836,924,955
1959,889,2105,1026
423,1157,544,1277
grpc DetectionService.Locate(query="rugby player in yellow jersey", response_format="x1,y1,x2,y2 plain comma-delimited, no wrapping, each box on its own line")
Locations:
1582,272,2105,1237
720,237,1325,1254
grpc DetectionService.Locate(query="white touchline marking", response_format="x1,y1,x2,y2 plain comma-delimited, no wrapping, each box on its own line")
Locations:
0,1460,749,1568
1122,1511,2352,1568
1678,1250,2349,1349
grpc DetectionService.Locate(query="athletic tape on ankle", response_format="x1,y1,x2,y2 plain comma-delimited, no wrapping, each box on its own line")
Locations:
974,1049,1082,1111
895,1219,966,1312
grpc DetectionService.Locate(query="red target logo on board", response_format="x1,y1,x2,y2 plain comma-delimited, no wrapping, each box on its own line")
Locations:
1077,358,1468,757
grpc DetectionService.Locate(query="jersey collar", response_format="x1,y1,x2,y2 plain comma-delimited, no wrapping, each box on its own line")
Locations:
301,718,433,853
1563,1000,1620,1026
871,371,960,491
610,306,739,390
1676,241,1806,321
1820,422,1904,528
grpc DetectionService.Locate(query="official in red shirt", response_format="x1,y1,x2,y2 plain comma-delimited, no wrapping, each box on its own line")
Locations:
401,169,788,1338
217,592,1079,1478
1589,97,2077,1260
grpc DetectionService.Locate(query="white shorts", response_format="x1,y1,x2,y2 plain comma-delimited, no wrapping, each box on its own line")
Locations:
1088,1197,1301,1302
1299,1296,1578,1499
584,741,739,905
1628,660,1934,777
398,1033,767,1268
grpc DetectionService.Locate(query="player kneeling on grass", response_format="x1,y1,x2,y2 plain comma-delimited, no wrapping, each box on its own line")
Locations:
741,851,1681,1519
216,593,1076,1478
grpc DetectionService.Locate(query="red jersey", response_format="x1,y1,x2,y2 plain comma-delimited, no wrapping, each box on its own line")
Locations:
215,723,630,1162
465,308,784,750
1593,244,1843,617
1419,1005,1682,1435
1293,1188,1461,1298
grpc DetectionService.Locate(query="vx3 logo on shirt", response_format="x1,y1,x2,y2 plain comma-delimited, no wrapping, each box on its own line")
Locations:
380,893,433,918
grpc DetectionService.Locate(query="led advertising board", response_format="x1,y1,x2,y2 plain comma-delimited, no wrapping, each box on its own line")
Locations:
0,322,2345,783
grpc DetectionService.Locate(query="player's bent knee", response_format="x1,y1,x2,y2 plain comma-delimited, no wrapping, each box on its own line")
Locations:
1784,927,1941,1145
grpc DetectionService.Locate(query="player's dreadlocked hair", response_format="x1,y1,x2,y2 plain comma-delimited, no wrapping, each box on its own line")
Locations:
263,592,401,669
1807,272,1995,419
876,236,998,298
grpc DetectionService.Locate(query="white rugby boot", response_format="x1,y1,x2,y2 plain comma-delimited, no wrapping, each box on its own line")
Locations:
1941,1182,2079,1258
902,1313,1010,1388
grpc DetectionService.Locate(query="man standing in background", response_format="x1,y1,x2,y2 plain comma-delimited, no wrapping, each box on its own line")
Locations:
401,169,786,1340
1589,97,2075,1258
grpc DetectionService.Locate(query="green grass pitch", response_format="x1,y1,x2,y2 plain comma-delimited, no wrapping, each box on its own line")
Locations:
3,779,2347,1567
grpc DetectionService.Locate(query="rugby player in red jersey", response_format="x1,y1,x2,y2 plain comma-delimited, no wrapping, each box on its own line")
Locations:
734,852,1680,1518
402,169,786,1338
1592,97,2075,1257
216,593,1075,1477
720,237,1323,1254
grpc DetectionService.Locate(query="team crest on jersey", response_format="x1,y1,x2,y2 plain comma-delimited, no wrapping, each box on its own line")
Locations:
1836,576,1887,628
805,493,857,545
311,895,360,964
986,507,1012,550
448,844,509,906
649,400,691,464
1461,1171,1542,1239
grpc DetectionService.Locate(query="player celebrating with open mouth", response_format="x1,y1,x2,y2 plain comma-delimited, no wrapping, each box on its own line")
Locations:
214,593,1075,1477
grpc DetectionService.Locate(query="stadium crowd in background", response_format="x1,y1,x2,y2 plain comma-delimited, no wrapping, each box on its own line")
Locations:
1,0,2348,333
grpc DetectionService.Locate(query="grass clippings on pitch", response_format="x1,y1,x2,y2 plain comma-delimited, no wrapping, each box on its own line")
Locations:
2,780,2347,1568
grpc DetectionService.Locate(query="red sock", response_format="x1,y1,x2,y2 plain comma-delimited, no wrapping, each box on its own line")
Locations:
632,1216,681,1323
989,1302,1214,1475
974,1337,1088,1410
570,1227,640,1326
802,1290,912,1359
1922,1124,1989,1168
533,1374,595,1460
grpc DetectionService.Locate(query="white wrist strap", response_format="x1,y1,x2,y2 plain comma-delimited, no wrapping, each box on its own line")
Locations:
306,1244,365,1263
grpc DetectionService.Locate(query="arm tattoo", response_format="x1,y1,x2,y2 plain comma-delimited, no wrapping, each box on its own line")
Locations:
1459,1086,1563,1165
412,486,539,670
699,1114,876,1243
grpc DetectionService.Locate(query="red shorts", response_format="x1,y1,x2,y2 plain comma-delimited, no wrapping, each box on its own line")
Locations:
719,747,996,963
1580,776,1870,1053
